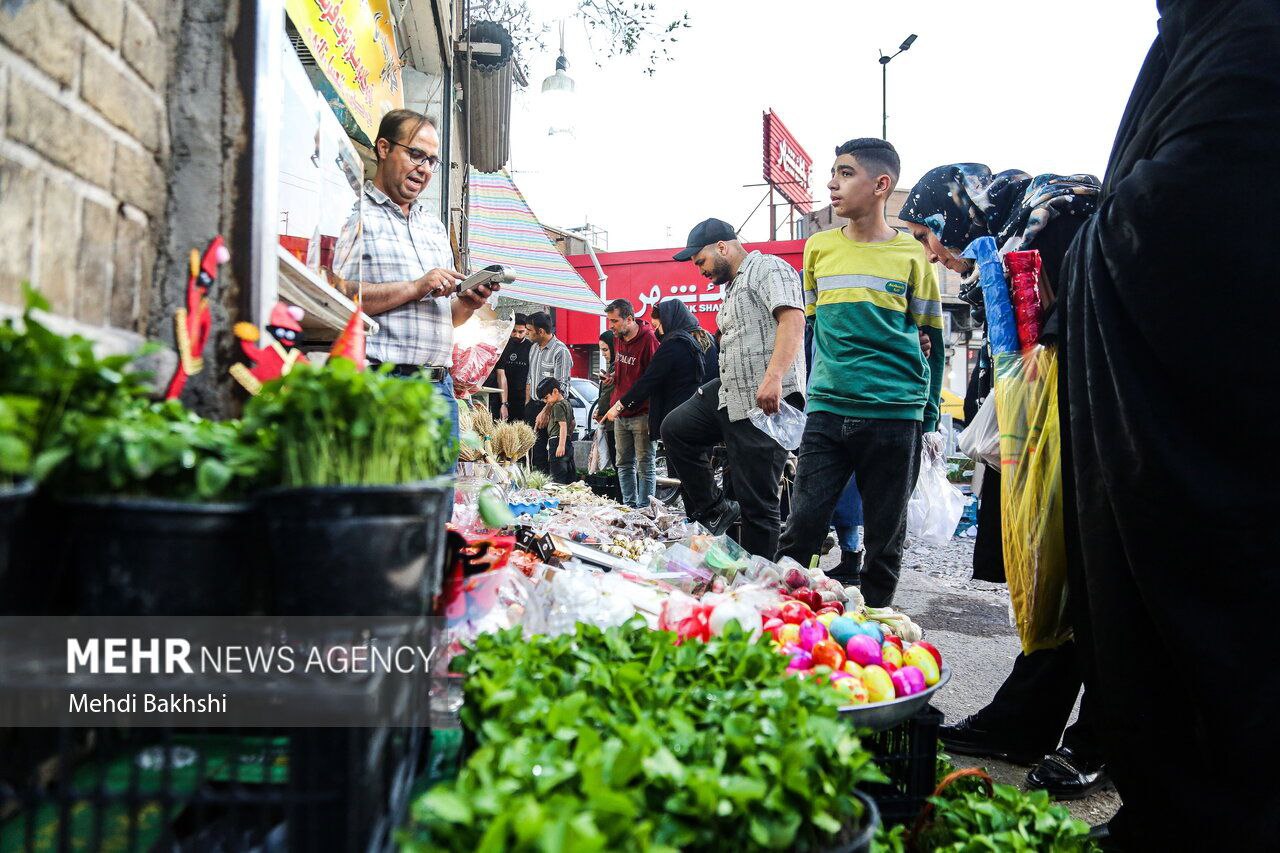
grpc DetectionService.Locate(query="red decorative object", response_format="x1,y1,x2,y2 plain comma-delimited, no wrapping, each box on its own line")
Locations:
165,236,229,399
229,302,309,394
328,298,367,369
1004,250,1044,350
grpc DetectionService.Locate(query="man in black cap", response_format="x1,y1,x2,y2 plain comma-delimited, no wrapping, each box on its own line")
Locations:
661,218,806,558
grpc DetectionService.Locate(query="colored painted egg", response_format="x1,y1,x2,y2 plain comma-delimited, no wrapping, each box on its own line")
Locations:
891,665,927,697
832,675,869,704
861,665,895,703
779,600,814,625
828,616,861,647
845,634,883,667
816,611,838,628
883,635,904,651
828,670,851,681
776,623,801,648
881,642,904,670
903,646,941,686
913,640,943,669
882,660,901,673
787,650,813,670
798,619,829,651
810,639,845,670
858,621,884,645
843,660,864,678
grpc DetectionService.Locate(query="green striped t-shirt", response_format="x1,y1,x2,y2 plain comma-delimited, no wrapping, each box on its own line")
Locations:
803,229,944,430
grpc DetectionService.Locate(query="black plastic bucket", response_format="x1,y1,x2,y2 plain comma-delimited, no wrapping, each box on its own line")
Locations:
827,790,880,853
0,480,35,598
61,496,254,615
259,479,451,616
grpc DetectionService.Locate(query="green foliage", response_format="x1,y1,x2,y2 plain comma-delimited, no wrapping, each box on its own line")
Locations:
42,400,274,502
403,620,884,852
242,359,453,487
871,751,1094,852
0,284,153,485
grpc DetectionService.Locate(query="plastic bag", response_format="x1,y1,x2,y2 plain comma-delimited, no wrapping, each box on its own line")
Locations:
994,345,1071,653
1005,250,1043,350
907,440,966,545
587,425,611,474
957,393,1001,470
963,236,1019,356
451,310,513,396
747,400,806,450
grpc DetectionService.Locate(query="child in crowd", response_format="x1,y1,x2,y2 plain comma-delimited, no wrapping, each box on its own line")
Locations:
538,377,576,484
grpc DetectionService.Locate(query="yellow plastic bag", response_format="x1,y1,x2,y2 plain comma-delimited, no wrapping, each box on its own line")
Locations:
994,345,1071,653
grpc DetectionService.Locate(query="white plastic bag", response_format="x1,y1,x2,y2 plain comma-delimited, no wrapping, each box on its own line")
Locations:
957,393,1001,470
747,400,807,450
587,425,611,474
907,443,966,544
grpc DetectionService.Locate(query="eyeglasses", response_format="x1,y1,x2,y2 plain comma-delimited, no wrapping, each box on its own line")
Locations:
387,140,441,172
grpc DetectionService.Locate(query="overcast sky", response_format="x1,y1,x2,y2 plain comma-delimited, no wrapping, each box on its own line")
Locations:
505,0,1160,252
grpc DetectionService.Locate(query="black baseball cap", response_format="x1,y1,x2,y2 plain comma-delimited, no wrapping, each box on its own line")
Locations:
673,218,737,261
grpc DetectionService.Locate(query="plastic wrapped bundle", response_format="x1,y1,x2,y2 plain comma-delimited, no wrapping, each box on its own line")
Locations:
1005,250,1044,350
994,345,1071,653
962,236,1018,355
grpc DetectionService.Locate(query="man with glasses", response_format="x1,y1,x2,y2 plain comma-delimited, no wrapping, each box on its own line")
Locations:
332,109,499,470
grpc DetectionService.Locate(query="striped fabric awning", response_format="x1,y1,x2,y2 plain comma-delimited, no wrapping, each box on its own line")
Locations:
467,168,605,315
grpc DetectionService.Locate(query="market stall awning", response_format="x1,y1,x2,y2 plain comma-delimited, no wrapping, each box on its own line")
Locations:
467,168,605,314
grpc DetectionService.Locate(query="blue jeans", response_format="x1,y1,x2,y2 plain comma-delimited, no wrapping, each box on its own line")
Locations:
432,374,460,476
614,415,655,508
832,475,863,553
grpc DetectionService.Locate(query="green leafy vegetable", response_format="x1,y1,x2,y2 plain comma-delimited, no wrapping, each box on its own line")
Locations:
242,359,453,487
403,619,884,852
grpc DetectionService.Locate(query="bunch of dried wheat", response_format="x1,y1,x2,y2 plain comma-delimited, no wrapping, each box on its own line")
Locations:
492,421,536,461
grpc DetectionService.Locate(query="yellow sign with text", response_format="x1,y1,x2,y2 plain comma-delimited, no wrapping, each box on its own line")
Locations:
285,0,403,142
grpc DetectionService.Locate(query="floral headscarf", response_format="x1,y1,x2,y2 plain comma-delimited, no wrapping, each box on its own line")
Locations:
899,164,1101,253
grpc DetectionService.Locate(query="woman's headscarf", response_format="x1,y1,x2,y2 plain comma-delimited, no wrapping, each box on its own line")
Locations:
899,164,1101,253
598,329,615,365
655,298,712,381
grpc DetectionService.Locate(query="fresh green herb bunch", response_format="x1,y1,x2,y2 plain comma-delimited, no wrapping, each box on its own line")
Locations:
406,619,884,852
41,400,275,502
915,783,1092,852
242,359,453,487
0,285,153,484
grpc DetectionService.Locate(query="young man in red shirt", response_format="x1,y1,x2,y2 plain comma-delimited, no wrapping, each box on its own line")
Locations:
602,298,659,507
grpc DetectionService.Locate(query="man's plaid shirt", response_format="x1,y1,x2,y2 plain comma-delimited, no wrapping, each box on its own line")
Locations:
335,181,455,367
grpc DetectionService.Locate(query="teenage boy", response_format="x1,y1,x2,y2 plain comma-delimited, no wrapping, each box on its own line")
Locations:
776,139,944,606
491,313,532,423
539,378,576,484
602,298,659,507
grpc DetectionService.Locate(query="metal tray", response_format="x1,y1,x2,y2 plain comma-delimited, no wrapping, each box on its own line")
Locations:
837,663,951,732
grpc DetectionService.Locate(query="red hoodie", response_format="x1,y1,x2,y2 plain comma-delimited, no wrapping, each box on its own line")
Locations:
612,319,659,417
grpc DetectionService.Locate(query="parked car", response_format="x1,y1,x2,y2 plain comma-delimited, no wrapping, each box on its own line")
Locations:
568,378,599,442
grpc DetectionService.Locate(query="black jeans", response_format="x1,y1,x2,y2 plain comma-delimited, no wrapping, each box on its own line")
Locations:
525,400,549,473
971,642,1101,759
661,379,801,559
548,440,575,484
777,413,922,606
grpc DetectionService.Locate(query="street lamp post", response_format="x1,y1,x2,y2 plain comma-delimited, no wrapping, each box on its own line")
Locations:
878,34,917,140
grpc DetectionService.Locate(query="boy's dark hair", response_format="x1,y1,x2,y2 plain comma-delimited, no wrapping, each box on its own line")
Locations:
537,377,562,399
513,312,529,325
835,138,900,190
528,312,553,333
605,298,635,319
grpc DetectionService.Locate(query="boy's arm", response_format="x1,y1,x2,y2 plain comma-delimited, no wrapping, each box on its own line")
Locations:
912,263,946,432
556,414,569,455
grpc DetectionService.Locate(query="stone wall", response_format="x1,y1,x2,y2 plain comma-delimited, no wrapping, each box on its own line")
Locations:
0,0,176,336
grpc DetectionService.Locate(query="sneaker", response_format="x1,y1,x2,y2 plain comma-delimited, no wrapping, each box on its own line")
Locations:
701,499,741,536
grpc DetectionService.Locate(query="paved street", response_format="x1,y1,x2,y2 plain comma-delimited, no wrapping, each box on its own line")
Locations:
819,536,1121,826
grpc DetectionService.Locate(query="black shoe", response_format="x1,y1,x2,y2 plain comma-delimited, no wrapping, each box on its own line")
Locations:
1026,746,1110,801
827,549,863,586
1087,822,1127,851
820,531,837,556
701,499,740,536
939,716,1045,766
